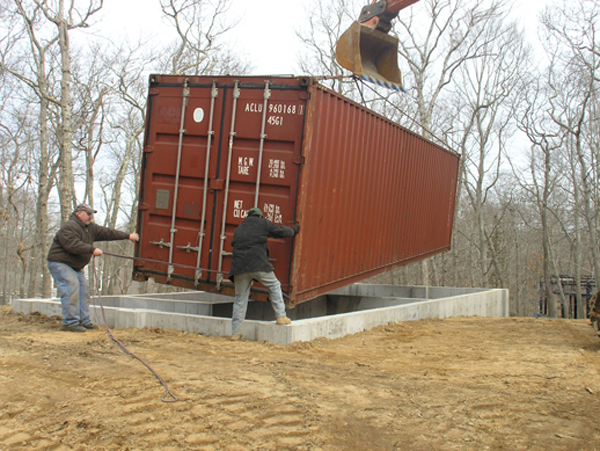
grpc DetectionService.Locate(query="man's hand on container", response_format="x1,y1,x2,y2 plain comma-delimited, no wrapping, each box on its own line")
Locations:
129,233,140,242
291,224,300,235
93,248,103,257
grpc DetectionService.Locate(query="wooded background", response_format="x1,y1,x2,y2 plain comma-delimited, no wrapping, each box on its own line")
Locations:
1,0,598,318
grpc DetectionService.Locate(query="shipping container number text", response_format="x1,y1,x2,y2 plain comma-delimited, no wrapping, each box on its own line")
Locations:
267,116,283,126
269,103,303,115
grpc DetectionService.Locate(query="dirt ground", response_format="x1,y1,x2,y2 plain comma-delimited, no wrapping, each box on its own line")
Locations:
1,305,600,451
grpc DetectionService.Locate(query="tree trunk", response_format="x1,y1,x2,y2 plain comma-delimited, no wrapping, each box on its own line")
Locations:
542,147,556,317
58,0,75,220
576,147,600,292
38,89,54,298
571,148,584,319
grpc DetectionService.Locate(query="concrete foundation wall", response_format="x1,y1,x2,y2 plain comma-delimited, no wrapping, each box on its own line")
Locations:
12,284,509,346
257,288,509,344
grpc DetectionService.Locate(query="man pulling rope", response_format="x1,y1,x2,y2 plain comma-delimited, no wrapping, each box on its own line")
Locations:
47,203,139,333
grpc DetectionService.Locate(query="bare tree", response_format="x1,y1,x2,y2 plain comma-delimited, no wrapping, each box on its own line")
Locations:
396,0,504,135
0,0,63,297
0,95,37,300
159,0,249,75
33,0,103,220
541,0,600,296
396,0,521,286
71,42,112,208
296,0,359,95
453,19,530,288
97,42,155,294
516,75,563,318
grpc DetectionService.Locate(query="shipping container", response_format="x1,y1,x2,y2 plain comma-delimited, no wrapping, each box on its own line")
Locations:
133,75,459,307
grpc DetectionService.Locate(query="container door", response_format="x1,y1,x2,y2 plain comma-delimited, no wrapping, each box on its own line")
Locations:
136,77,307,295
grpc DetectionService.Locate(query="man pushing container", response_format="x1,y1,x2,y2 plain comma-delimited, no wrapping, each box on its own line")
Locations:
228,207,300,341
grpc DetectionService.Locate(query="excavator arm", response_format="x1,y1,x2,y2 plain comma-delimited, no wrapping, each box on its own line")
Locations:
335,0,421,90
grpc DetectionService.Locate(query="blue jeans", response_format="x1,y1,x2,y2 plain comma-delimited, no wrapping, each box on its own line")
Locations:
232,271,286,335
48,261,92,327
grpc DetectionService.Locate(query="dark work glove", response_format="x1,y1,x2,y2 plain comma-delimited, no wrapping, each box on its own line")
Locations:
291,224,300,235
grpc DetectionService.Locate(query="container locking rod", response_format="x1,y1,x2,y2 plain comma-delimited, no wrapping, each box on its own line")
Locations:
195,81,218,284
167,79,190,281
216,81,240,289
254,80,271,207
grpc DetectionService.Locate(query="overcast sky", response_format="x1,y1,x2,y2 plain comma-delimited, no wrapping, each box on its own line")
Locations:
95,0,548,75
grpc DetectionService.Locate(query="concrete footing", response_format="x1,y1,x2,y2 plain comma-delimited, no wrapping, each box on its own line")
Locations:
12,284,509,346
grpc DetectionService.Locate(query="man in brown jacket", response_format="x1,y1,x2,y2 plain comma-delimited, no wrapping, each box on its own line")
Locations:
47,203,139,332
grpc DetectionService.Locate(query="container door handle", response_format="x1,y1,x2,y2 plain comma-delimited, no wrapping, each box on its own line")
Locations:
177,243,200,253
150,239,171,249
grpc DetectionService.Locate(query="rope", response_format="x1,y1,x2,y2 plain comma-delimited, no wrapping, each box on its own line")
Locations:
354,77,461,156
101,251,292,300
311,74,355,83
102,252,226,275
91,256,178,403
292,74,459,154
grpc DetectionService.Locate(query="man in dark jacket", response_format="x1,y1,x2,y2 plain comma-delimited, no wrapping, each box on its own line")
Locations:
228,207,299,341
47,203,139,332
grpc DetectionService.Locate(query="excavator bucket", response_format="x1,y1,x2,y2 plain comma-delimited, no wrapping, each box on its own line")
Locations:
335,21,403,90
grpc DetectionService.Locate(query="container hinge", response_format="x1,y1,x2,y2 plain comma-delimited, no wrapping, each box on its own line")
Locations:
149,239,171,249
220,250,232,257
177,243,199,253
293,155,305,165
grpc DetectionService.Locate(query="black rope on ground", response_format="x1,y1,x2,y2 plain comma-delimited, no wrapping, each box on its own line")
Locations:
91,256,178,403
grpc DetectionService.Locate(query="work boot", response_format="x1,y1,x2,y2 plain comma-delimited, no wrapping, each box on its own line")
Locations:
60,324,86,333
276,316,292,326
230,334,242,342
80,323,99,330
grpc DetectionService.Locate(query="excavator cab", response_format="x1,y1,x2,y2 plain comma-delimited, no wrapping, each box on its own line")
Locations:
335,0,420,91
335,21,402,90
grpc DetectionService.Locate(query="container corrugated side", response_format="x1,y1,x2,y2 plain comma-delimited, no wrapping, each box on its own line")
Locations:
289,82,458,304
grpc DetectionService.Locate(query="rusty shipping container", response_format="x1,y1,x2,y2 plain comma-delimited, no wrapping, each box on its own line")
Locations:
133,75,459,307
